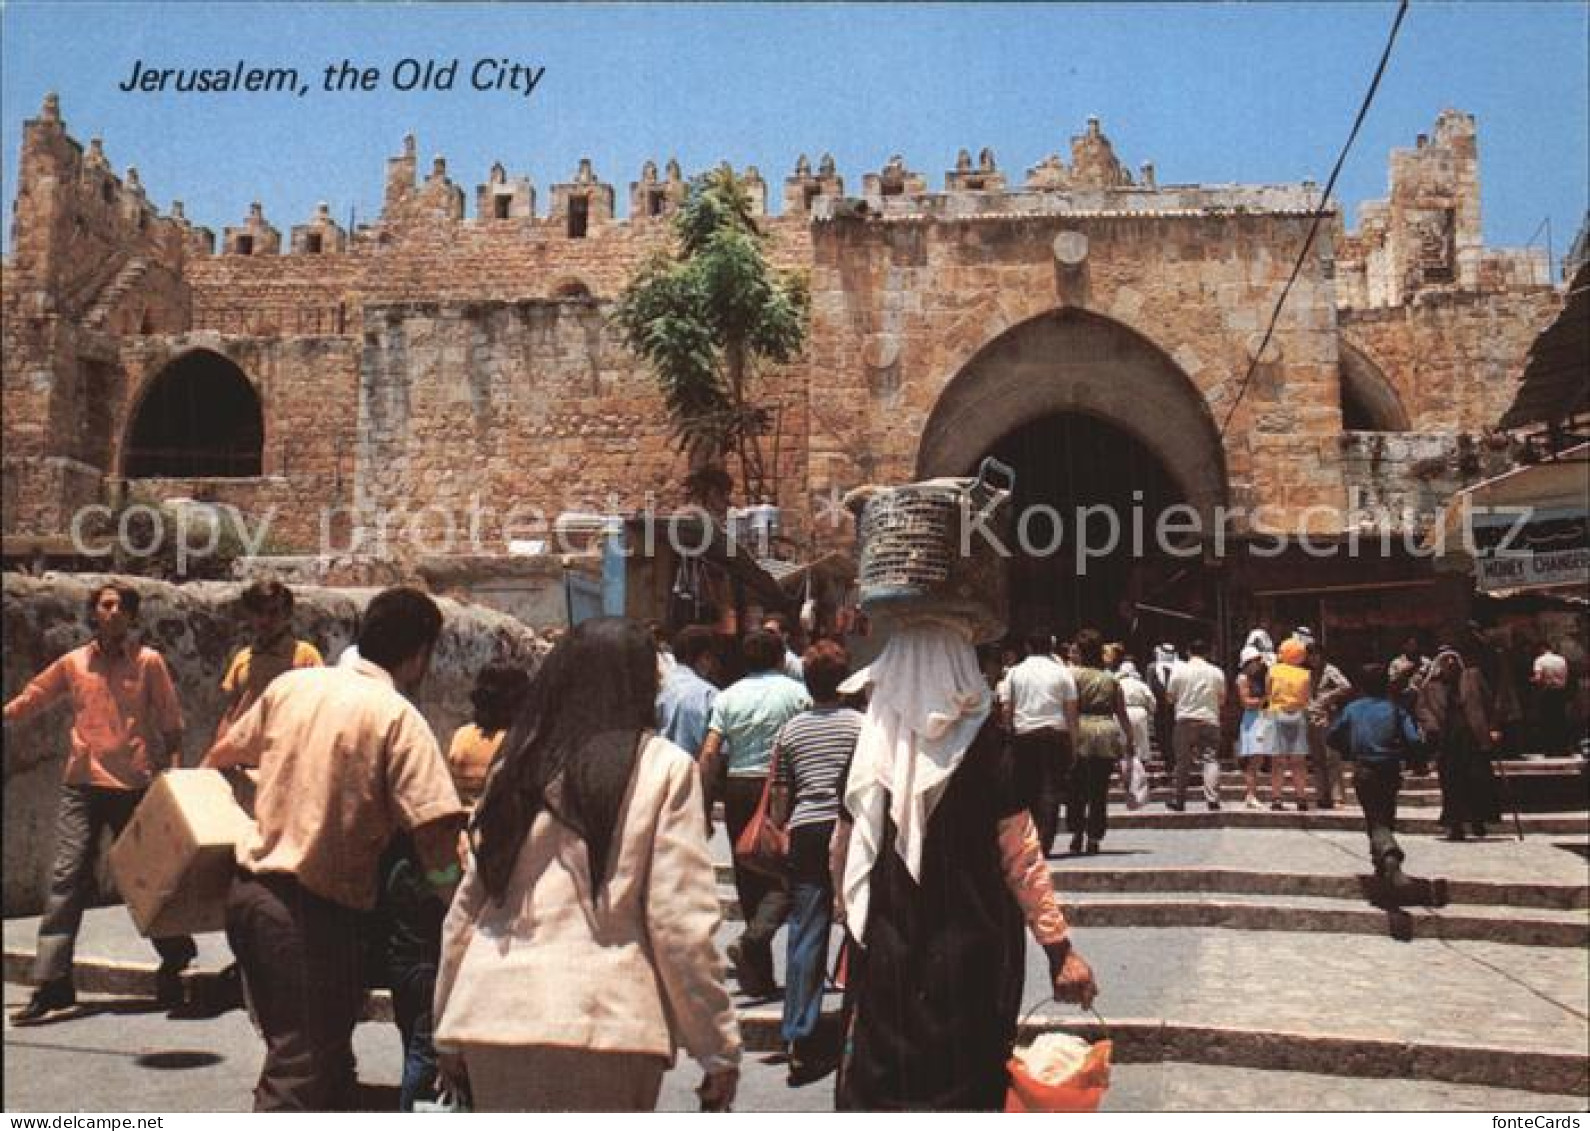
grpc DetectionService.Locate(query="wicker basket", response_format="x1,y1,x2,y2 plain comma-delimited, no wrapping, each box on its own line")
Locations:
854,458,1015,643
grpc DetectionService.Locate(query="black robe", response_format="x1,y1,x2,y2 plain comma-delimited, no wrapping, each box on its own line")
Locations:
837,721,1027,1111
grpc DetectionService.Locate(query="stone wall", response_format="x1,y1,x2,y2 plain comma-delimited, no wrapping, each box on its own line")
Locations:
1340,289,1562,433
351,298,811,553
2,99,1565,573
805,200,1344,542
1,571,543,915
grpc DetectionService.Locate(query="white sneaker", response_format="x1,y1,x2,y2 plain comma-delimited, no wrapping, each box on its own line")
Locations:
1244,796,1263,810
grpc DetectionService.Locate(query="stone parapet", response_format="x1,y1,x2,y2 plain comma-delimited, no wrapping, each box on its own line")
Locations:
1,571,542,914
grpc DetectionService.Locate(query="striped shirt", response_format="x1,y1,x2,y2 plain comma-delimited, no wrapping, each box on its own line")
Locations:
774,706,863,830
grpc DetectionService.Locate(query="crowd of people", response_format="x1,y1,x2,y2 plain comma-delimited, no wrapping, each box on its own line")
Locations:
2,577,1580,1112
977,624,1526,845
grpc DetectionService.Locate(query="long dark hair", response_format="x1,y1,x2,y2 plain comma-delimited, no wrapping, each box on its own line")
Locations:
471,617,659,903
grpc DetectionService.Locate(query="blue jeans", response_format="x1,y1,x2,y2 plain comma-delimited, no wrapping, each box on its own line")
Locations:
782,822,834,1046
392,963,438,1111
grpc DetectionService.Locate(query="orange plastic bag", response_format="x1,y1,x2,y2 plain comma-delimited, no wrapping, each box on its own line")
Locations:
1003,1038,1113,1113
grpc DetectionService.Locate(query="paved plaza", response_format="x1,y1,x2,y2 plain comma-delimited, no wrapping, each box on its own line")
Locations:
5,818,1587,1112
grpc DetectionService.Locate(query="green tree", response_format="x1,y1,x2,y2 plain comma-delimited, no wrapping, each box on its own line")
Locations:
612,164,808,504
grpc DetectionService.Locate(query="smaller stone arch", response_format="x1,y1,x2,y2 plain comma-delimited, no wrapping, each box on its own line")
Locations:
123,349,264,478
1339,338,1410,431
550,277,594,300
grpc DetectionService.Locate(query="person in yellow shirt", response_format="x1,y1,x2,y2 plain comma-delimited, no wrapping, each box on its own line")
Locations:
446,663,531,805
216,580,323,747
1266,638,1315,810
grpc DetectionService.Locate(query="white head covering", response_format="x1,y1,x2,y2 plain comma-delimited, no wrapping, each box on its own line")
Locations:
1293,626,1316,645
1117,660,1143,680
1244,628,1275,653
838,616,991,944
1239,645,1263,666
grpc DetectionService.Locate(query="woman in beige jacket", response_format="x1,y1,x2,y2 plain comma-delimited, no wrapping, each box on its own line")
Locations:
433,617,741,1111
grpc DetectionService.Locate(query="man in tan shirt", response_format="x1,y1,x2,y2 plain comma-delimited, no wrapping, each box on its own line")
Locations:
205,587,465,1111
4,581,197,1022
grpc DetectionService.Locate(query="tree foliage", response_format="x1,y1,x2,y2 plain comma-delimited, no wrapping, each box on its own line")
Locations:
612,165,808,503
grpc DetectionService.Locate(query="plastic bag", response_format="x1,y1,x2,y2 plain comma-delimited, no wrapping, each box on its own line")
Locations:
1004,1034,1113,1113
1120,752,1150,810
413,1086,471,1113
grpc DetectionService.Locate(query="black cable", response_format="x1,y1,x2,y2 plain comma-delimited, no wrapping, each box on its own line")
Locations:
1218,0,1411,439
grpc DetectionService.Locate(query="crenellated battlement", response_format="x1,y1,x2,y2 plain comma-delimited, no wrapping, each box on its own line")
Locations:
7,94,191,315
1336,108,1550,308
8,92,1558,316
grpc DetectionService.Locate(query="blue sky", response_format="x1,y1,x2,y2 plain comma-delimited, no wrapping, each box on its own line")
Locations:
2,2,1586,264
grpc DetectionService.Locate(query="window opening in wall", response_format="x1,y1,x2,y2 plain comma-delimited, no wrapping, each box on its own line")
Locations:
124,350,264,478
647,190,666,217
803,185,820,211
1339,345,1411,432
236,235,254,256
568,196,589,238
880,180,905,198
494,194,512,220
305,233,323,254
101,181,115,204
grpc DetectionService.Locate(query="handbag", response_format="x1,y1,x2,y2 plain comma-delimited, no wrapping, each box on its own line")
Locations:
732,743,788,880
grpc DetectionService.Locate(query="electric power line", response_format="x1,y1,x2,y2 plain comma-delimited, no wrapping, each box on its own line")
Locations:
1218,0,1410,439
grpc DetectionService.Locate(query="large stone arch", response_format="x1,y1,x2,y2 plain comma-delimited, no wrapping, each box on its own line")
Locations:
916,308,1228,515
122,348,265,478
1338,337,1410,431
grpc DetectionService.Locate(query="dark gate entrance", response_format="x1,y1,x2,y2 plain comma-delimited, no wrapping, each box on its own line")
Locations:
982,411,1210,645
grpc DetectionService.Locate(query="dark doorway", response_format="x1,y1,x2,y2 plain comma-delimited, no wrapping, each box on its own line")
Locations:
982,411,1197,641
124,351,264,478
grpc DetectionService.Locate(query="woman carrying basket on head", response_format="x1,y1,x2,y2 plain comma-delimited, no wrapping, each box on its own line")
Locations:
833,616,1099,1110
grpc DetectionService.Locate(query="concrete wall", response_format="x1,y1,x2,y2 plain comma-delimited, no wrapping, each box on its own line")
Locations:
2,572,542,915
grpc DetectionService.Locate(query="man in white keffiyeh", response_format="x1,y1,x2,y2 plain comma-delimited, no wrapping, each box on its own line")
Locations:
831,614,1098,1111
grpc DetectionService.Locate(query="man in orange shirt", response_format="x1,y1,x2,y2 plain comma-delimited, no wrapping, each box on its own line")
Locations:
214,579,323,744
4,582,198,1022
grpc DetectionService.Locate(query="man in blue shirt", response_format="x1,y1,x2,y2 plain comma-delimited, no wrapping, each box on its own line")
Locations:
1328,663,1427,890
655,626,721,757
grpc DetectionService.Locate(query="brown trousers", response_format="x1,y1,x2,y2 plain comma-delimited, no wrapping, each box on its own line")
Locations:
225,870,367,1111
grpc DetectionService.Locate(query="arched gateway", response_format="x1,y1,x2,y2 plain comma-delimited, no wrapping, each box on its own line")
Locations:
916,309,1229,637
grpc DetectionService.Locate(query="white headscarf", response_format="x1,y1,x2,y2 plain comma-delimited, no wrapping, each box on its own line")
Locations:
838,616,991,945
1244,628,1277,665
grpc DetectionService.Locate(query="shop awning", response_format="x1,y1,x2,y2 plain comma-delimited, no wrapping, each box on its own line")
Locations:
1426,443,1590,594
1427,443,1590,555
1499,258,1590,432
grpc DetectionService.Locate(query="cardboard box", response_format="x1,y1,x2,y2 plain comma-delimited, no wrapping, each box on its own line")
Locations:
109,768,256,937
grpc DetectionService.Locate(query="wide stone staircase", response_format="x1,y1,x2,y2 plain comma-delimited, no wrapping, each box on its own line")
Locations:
5,759,1587,1110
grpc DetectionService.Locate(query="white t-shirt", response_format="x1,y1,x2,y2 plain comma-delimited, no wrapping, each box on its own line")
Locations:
1166,656,1227,724
997,655,1078,734
1534,651,1569,689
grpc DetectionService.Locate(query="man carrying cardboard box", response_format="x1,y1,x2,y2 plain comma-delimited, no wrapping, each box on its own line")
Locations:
4,581,199,1023
204,586,466,1112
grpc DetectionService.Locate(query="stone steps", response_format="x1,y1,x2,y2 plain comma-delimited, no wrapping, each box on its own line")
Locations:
1104,809,1588,834
5,951,1582,1098
1049,865,1590,909
711,890,1589,947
